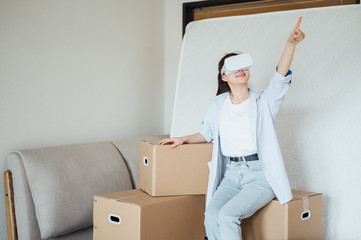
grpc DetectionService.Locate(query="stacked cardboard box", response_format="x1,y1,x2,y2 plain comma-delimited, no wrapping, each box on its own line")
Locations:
93,140,323,239
139,140,212,196
242,190,323,239
93,140,213,240
93,189,205,240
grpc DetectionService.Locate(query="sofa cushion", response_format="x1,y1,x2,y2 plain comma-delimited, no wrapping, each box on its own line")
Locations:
18,142,132,239
7,152,42,240
51,226,92,240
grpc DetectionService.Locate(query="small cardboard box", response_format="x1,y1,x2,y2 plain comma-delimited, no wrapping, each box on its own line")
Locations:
139,140,212,196
93,189,205,240
242,190,323,240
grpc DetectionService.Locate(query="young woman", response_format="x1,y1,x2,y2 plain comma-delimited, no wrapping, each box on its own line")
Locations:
159,17,305,240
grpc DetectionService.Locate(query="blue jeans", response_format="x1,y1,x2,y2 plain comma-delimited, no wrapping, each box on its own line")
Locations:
204,158,275,240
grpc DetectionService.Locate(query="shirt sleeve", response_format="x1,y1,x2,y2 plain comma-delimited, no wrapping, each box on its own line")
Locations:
264,67,292,120
200,102,214,143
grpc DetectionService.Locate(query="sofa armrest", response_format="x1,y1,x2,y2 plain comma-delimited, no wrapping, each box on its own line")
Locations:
7,152,42,240
4,170,17,240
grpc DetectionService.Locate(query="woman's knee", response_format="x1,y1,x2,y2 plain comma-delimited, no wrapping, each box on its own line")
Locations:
218,206,241,227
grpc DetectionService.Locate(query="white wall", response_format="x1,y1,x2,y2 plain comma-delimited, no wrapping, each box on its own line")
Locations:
0,0,164,238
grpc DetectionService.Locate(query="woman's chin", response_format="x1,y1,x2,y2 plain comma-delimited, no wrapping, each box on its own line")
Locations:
235,80,248,85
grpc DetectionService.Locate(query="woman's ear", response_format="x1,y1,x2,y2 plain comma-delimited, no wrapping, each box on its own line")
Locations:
221,74,228,82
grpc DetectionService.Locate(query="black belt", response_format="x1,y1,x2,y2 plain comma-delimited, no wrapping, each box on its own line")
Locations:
230,153,259,162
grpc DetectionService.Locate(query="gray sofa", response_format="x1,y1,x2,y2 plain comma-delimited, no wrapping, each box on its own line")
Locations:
5,135,167,240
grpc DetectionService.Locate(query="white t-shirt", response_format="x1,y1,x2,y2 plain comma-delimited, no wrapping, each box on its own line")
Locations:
219,95,257,157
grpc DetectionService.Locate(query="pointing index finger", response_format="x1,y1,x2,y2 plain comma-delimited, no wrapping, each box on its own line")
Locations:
293,16,302,31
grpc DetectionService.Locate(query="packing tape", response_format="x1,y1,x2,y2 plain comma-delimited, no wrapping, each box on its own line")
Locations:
301,196,311,221
303,196,309,212
293,195,311,221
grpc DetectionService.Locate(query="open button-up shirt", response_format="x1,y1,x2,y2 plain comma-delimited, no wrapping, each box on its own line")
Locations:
200,69,293,207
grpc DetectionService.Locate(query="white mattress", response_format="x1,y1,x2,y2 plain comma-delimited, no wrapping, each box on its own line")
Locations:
171,4,361,239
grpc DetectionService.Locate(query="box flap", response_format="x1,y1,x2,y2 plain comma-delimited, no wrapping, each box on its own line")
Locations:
141,140,159,145
141,139,213,148
96,189,192,207
292,189,322,200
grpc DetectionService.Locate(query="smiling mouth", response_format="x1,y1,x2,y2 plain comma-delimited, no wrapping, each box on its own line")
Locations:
236,73,246,77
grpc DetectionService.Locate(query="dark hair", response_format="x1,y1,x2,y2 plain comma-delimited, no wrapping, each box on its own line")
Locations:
216,52,239,96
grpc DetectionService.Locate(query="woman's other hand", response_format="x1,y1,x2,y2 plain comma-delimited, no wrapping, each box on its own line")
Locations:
287,16,305,46
158,133,207,148
158,137,185,148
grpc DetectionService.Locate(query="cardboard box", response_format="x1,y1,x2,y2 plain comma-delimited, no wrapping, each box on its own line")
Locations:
242,190,323,240
93,189,205,240
140,140,212,196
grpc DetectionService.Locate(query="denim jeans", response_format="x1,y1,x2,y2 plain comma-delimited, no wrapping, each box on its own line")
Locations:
204,158,275,240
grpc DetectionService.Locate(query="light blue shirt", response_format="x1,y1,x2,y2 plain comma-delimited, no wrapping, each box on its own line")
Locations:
200,69,293,207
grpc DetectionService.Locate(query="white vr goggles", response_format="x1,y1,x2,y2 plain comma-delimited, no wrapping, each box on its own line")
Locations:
221,53,254,75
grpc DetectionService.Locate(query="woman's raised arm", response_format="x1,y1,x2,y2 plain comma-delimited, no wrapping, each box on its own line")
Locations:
277,17,305,76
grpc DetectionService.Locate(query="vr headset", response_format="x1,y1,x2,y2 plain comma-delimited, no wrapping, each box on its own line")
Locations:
221,53,254,75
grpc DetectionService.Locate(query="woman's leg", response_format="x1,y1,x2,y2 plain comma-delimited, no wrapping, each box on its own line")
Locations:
218,162,275,240
204,162,242,240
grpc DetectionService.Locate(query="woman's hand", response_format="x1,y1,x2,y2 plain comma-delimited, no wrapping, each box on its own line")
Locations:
158,137,185,148
287,17,305,46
